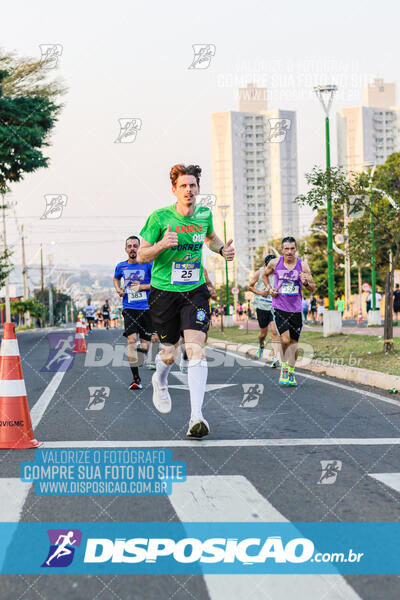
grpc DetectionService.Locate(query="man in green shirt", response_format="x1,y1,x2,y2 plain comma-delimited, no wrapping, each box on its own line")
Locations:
138,164,235,438
336,298,345,314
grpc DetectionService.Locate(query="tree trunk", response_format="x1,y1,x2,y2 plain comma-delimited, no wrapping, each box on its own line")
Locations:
383,271,394,352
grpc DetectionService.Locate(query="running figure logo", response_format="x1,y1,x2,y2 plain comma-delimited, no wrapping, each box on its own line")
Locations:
86,386,110,411
41,333,74,372
188,44,216,69
42,529,82,568
240,384,264,408
115,118,142,143
266,118,291,143
195,194,216,210
40,194,68,219
39,44,63,68
318,460,343,485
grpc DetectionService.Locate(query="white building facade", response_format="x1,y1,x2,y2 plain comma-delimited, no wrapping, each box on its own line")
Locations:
210,84,299,286
337,78,400,172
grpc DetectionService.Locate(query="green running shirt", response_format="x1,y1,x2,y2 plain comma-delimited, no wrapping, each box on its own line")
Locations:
140,204,214,292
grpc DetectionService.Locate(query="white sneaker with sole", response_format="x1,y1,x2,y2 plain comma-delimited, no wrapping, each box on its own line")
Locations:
186,418,210,438
152,373,171,413
270,357,280,368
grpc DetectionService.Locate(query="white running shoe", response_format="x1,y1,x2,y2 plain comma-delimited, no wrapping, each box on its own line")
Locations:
186,418,210,438
152,373,171,413
180,356,189,374
270,357,280,369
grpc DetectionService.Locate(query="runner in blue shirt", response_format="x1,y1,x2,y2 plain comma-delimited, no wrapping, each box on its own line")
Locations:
113,235,154,390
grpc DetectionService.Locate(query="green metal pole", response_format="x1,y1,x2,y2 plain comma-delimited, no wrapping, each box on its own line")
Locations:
325,116,335,310
224,219,230,316
369,177,377,310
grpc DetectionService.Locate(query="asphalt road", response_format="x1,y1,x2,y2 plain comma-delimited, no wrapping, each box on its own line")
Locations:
1,325,400,599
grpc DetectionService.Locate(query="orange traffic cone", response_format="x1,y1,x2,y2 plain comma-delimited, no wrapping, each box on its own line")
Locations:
0,323,41,448
80,317,88,337
73,321,87,353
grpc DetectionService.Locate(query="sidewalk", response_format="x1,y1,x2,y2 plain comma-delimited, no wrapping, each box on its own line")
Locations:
220,318,400,337
303,324,400,337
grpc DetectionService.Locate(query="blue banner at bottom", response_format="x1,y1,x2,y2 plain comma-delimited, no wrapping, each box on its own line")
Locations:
0,522,398,574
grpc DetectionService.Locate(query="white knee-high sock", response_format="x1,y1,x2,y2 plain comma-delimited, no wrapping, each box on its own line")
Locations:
188,358,208,420
155,353,172,386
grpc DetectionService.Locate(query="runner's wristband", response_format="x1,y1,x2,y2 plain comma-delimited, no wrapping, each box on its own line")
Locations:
218,245,224,256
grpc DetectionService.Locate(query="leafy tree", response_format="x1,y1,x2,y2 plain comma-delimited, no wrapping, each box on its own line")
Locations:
1,298,43,326
253,240,281,270
214,283,244,306
33,287,71,325
298,208,385,299
22,298,43,318
297,160,400,352
0,68,63,194
0,241,12,290
0,48,65,295
0,49,66,98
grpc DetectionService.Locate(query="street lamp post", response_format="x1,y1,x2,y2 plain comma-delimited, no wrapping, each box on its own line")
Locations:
368,166,377,312
218,204,230,318
314,85,338,311
314,84,342,336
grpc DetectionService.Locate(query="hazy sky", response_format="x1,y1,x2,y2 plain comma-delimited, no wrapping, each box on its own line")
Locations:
2,0,399,272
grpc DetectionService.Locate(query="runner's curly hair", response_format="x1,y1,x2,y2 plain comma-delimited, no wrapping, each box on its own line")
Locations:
170,164,202,187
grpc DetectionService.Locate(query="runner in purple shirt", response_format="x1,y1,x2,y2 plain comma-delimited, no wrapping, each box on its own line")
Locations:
263,236,316,387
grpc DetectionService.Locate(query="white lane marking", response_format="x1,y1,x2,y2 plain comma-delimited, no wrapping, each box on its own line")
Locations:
170,476,361,600
169,384,238,392
0,479,32,570
0,478,31,521
170,370,238,391
42,438,400,448
211,347,265,367
30,370,66,429
216,347,400,408
369,473,400,494
170,371,187,384
1,370,67,524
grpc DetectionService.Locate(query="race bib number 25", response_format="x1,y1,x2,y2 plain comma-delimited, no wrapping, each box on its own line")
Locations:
171,262,201,285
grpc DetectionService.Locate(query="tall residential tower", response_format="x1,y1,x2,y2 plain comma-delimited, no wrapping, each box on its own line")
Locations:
337,78,400,172
210,84,299,285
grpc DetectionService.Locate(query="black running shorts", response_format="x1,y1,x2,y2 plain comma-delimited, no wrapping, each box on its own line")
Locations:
273,308,303,341
149,283,211,345
256,308,274,329
122,308,153,340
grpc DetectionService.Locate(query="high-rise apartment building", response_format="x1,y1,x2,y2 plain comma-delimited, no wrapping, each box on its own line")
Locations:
337,78,400,172
210,84,299,286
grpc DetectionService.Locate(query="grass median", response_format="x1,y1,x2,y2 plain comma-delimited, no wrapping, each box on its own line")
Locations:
208,325,400,378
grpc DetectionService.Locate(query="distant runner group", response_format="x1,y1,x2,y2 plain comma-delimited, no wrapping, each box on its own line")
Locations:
90,163,316,439
82,299,118,330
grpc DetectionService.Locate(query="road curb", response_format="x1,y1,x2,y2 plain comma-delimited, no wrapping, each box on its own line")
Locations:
207,337,400,393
